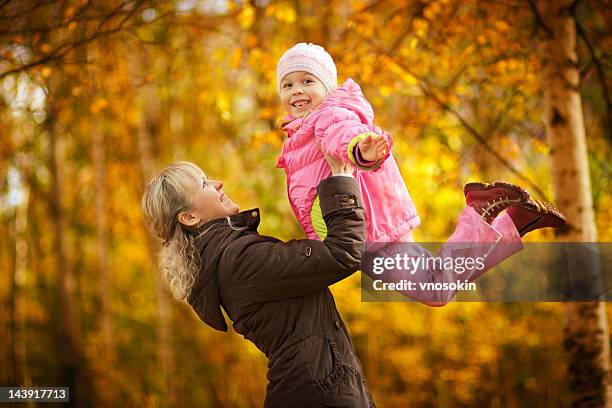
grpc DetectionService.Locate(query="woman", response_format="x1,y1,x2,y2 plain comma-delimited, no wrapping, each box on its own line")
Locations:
141,155,376,407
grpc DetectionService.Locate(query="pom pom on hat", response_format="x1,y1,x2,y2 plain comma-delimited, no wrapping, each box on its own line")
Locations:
277,43,337,93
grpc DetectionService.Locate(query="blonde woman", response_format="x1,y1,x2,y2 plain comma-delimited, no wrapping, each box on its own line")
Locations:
142,157,376,407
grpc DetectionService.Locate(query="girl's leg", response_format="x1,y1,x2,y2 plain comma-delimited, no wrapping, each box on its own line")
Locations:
476,210,523,279
364,206,522,305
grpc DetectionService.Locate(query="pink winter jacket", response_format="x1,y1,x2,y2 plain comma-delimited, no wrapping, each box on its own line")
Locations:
276,78,421,243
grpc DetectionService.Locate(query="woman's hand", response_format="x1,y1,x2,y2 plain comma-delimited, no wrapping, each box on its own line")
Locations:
358,134,388,162
317,143,352,176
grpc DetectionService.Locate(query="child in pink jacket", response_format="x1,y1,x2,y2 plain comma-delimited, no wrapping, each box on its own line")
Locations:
276,43,565,305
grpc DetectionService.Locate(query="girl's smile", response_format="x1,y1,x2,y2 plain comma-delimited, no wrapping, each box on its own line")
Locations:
280,71,329,117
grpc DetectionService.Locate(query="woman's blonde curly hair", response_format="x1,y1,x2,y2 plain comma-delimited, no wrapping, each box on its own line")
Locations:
141,162,203,300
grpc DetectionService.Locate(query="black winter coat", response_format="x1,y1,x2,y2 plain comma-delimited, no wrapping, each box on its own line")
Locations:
187,176,376,408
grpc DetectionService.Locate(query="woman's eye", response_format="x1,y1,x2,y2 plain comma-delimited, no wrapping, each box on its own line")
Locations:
202,180,209,188
283,83,291,89
304,79,313,84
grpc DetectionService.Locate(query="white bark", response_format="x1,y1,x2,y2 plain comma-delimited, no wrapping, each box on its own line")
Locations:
537,1,611,406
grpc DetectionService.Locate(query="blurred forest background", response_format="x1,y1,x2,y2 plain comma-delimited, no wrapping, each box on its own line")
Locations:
0,0,610,406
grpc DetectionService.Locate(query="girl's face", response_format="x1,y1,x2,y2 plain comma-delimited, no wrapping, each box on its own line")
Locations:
280,71,329,117
178,174,240,227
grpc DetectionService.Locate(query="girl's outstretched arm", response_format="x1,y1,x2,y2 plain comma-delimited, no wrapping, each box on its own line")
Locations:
314,106,393,171
357,134,388,162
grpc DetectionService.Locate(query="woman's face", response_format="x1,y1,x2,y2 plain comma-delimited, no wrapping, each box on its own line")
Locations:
279,71,329,117
178,174,240,227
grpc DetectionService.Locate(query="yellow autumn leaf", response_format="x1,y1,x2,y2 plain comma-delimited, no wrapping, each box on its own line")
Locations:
231,48,242,69
275,4,296,23
239,6,255,29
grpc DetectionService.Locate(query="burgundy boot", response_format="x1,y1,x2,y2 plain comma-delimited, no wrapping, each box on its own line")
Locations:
464,181,531,223
506,199,566,236
464,181,566,236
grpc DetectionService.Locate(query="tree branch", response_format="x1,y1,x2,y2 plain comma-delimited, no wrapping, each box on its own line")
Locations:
366,38,549,198
0,1,151,80
413,73,548,198
0,0,12,12
525,0,554,38
574,11,612,144
0,0,58,22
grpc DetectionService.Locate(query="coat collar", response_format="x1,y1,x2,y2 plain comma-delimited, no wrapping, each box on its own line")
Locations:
281,111,311,137
191,208,261,237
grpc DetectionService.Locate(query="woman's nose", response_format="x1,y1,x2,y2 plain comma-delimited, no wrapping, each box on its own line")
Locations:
292,86,303,95
214,180,223,190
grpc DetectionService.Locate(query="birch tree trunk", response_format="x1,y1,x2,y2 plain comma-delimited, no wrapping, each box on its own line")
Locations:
3,0,28,391
47,103,90,407
1,194,14,385
2,193,20,387
131,50,178,407
89,39,115,374
537,1,612,406
12,183,30,389
92,99,115,406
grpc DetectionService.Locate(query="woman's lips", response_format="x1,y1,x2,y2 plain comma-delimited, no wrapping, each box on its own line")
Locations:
220,193,239,212
220,193,235,206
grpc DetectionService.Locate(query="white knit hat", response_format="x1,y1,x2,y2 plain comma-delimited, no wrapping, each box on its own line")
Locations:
276,43,337,94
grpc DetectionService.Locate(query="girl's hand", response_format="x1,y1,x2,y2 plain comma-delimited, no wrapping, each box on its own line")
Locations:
358,134,388,162
317,142,352,176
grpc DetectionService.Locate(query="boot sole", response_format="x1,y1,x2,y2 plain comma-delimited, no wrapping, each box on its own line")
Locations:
508,205,566,236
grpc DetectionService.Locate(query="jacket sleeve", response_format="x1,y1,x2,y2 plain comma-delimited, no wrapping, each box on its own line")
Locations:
314,106,393,171
225,176,366,303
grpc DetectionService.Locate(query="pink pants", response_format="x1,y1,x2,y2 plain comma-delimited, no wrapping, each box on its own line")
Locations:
364,206,523,305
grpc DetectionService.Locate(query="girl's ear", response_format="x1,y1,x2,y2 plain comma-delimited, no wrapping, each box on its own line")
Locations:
177,211,200,227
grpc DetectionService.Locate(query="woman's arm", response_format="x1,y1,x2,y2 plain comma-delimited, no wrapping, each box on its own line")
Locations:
226,175,366,303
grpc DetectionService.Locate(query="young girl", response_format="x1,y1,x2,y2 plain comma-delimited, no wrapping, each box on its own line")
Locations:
275,42,566,304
